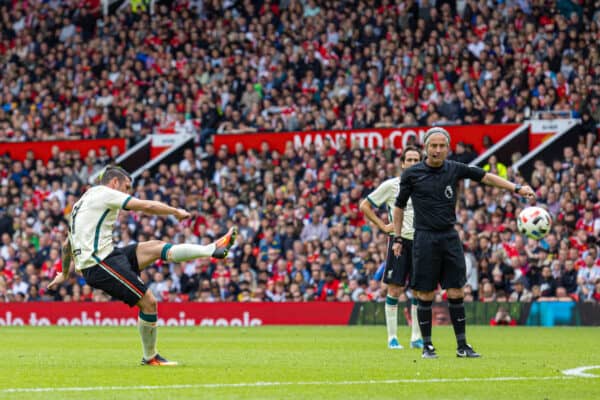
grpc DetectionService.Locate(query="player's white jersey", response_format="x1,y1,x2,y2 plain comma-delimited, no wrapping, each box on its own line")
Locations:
366,177,415,240
68,185,132,270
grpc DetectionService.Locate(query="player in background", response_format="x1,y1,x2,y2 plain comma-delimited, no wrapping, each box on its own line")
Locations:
49,166,237,366
393,127,534,359
360,146,424,349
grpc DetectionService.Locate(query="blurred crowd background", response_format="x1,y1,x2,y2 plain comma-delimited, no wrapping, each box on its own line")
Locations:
1,0,600,304
1,0,598,142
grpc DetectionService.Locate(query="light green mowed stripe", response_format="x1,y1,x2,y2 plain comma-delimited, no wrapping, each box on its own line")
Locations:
0,326,599,400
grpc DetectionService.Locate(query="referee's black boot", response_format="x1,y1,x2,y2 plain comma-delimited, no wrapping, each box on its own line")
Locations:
421,344,438,359
457,344,481,358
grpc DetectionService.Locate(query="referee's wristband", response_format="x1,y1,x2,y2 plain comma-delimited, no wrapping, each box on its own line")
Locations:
514,184,522,194
393,236,403,243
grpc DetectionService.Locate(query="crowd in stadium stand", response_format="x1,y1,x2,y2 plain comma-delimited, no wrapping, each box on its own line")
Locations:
2,133,600,305
1,0,600,304
0,0,599,144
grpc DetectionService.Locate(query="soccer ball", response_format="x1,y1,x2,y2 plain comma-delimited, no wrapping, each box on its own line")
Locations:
517,206,552,240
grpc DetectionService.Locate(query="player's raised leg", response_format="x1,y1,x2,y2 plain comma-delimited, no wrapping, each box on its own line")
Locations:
135,226,237,269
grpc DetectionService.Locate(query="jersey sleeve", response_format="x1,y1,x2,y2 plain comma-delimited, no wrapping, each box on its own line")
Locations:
99,186,133,210
395,170,413,208
456,161,486,182
366,179,394,208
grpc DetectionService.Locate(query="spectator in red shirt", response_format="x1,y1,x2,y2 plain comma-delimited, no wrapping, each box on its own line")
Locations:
318,271,340,301
490,306,517,326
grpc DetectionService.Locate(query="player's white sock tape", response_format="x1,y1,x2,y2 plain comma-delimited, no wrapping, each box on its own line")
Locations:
138,316,157,360
411,304,421,341
385,296,398,340
169,243,216,262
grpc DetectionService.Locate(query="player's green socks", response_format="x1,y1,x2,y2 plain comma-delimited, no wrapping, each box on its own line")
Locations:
448,298,467,347
417,299,433,345
385,295,398,340
138,311,158,361
163,243,216,262
410,298,421,342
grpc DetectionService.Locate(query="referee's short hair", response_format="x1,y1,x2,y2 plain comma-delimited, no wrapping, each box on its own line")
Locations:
401,146,423,162
423,127,451,147
98,166,132,185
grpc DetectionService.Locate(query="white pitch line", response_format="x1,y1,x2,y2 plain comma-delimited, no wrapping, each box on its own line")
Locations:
0,375,594,393
562,366,600,378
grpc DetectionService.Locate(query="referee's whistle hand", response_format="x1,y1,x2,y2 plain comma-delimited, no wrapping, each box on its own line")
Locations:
392,242,402,256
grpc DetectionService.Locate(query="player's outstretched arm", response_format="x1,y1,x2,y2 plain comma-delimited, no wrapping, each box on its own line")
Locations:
359,198,394,234
126,198,191,221
48,239,73,290
481,173,535,200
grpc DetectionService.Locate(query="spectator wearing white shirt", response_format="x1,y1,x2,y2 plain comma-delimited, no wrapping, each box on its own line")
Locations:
58,17,76,42
11,274,29,296
149,272,170,302
179,149,202,174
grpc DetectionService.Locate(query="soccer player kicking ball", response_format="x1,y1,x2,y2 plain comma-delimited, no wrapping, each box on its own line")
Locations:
48,167,237,366
393,128,535,359
360,146,424,350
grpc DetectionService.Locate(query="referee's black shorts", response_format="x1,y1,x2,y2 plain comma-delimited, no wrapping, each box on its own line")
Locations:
411,229,466,292
383,236,412,286
81,244,147,307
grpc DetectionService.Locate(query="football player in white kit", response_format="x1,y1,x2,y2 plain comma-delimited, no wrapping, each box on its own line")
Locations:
49,166,237,365
360,146,423,349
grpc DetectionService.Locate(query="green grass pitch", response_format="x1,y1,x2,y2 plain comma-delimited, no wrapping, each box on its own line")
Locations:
1,325,599,400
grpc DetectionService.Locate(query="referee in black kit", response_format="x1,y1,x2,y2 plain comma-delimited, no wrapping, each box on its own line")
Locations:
392,127,535,359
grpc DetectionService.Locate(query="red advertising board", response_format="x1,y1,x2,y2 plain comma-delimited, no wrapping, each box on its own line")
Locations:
528,119,579,150
0,302,355,327
150,134,180,159
0,138,126,162
213,124,519,155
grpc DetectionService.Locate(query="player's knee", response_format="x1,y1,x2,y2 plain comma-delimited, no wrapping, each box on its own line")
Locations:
139,291,158,314
387,285,402,298
151,240,167,250
155,240,171,259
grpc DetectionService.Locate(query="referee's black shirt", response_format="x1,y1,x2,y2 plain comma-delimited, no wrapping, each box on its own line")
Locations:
395,159,486,231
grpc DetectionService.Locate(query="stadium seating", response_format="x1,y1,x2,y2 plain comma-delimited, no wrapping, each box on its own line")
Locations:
0,0,599,304
0,0,598,140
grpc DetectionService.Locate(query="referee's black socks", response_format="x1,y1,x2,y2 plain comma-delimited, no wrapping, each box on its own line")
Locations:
448,297,467,348
416,299,433,345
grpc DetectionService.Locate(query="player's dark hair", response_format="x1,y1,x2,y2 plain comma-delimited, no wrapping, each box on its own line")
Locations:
401,146,423,162
98,166,131,185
